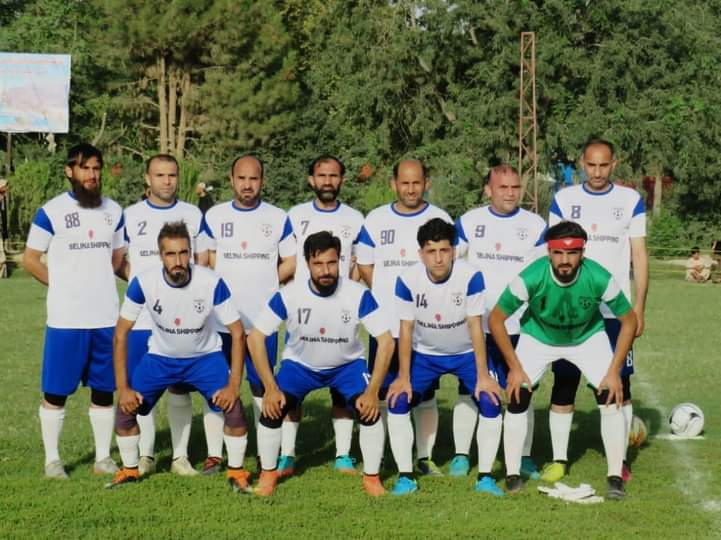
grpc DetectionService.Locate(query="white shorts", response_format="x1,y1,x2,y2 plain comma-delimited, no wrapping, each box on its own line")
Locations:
516,331,613,388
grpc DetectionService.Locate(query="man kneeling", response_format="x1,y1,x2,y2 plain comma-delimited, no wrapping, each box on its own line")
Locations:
109,221,250,492
248,231,394,496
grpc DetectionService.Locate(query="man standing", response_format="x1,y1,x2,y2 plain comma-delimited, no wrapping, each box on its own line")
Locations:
23,143,125,478
545,139,648,483
490,221,637,500
386,218,502,495
356,159,452,475
283,155,365,475
108,221,250,492
453,164,546,479
203,155,296,473
248,231,393,496
121,154,207,476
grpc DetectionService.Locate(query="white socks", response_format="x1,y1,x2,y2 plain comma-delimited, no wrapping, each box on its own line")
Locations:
503,410,528,476
281,419,299,457
202,402,225,459
257,423,282,470
332,417,354,457
117,434,140,468
224,433,248,469
137,408,156,458
476,415,502,474
387,412,414,474
599,405,624,477
39,406,64,465
251,395,263,434
549,410,573,462
523,406,535,456
452,395,478,455
412,397,438,460
168,392,193,459
88,406,114,462
622,403,633,459
359,421,384,475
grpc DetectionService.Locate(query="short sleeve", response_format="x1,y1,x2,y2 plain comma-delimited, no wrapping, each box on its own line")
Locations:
26,208,54,251
394,277,415,321
496,276,528,316
253,291,286,335
455,217,469,258
354,225,375,265
629,195,646,238
360,289,390,338
112,213,125,250
278,216,296,258
465,271,485,317
120,278,145,321
601,276,632,317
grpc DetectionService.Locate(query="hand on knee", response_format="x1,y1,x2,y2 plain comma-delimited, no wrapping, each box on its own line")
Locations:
477,391,502,418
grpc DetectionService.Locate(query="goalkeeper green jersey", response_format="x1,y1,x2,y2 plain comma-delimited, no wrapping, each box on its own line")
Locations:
496,256,631,346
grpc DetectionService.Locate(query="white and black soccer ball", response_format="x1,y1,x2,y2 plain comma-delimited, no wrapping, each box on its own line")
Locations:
669,403,705,437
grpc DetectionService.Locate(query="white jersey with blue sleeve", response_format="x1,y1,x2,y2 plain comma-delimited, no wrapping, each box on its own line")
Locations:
455,205,546,334
354,202,452,337
25,192,124,328
549,183,645,316
120,265,239,358
253,278,389,371
203,200,296,332
288,200,364,283
124,198,204,330
395,259,485,356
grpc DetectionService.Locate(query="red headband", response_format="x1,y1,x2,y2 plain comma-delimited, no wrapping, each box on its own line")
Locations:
547,237,585,250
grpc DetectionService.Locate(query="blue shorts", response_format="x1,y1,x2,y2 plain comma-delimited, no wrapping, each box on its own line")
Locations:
129,351,230,414
276,359,370,404
552,319,634,378
42,327,115,396
221,331,278,394
368,336,439,399
411,351,478,400
127,330,152,378
457,334,519,394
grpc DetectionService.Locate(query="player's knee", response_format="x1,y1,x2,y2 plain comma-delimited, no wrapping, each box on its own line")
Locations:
259,414,283,429
43,392,67,407
387,392,410,415
90,389,114,407
259,392,297,428
115,408,137,433
477,391,501,418
551,374,581,406
224,398,247,429
507,388,532,414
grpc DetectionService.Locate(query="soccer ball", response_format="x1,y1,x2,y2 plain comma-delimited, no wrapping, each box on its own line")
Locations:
628,415,647,448
669,403,705,437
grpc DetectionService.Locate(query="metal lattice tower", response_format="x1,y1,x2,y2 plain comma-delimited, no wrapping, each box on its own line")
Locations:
518,32,538,213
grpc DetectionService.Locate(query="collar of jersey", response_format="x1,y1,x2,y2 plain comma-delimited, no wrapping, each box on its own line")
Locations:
425,262,454,285
145,198,178,210
487,205,520,219
162,265,193,288
548,261,581,288
231,200,261,212
307,278,340,298
66,191,77,201
390,201,429,217
581,182,614,196
312,200,341,213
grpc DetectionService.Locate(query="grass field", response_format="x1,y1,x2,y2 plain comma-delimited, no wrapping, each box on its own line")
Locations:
1,262,720,539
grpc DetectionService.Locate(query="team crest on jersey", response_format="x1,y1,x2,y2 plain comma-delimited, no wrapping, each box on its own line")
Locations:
517,227,529,240
193,299,206,314
341,310,351,324
261,223,273,237
451,292,463,306
579,296,593,310
104,212,113,226
341,225,352,239
612,207,624,220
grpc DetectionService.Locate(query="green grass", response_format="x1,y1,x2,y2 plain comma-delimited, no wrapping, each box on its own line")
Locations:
1,262,720,539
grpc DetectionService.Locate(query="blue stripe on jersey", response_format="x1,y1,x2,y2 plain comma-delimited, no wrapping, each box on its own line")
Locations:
201,216,214,239
358,289,379,318
632,194,645,216
549,197,563,219
454,217,468,243
32,208,54,235
115,213,125,232
395,277,413,302
356,225,375,248
126,277,145,304
268,292,288,320
280,216,293,241
535,225,547,247
213,278,232,306
467,271,486,296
